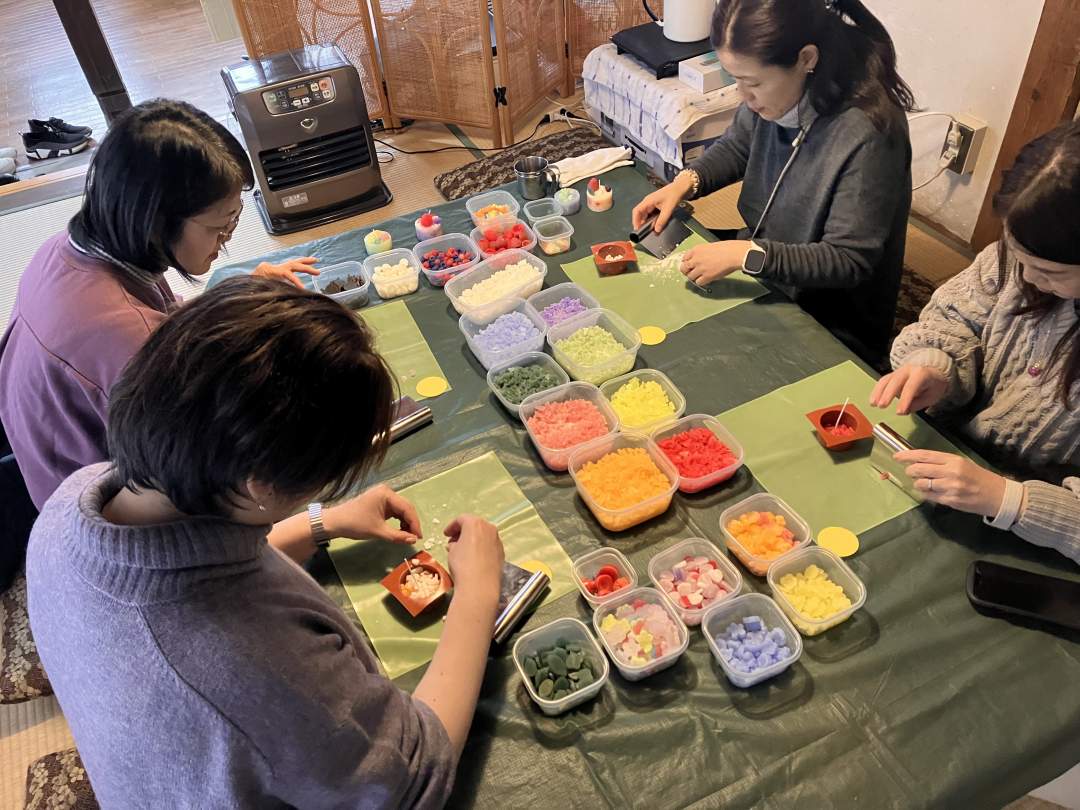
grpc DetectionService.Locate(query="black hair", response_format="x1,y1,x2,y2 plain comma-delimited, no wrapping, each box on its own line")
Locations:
712,0,916,141
69,99,254,278
108,277,396,517
992,119,1080,407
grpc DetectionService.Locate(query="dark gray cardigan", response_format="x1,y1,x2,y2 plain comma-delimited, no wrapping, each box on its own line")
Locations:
690,101,912,361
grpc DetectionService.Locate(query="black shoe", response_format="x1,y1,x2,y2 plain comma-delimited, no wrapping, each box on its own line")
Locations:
0,173,17,186
28,117,93,138
21,130,91,160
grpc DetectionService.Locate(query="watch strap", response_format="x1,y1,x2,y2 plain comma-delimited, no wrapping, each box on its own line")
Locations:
308,502,331,547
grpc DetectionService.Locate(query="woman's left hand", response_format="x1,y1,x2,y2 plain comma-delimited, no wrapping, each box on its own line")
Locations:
894,449,1006,518
323,484,422,545
680,240,752,286
253,257,320,289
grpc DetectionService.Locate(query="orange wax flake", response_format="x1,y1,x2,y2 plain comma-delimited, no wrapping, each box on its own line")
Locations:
726,510,797,560
577,447,670,510
527,399,610,450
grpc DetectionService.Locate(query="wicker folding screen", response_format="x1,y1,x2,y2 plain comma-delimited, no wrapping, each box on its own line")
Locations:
230,0,391,121
566,0,663,77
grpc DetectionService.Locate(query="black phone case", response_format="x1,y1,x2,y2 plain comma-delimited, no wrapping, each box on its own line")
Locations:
965,560,1080,631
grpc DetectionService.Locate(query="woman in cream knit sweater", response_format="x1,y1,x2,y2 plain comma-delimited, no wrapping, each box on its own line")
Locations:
872,120,1080,565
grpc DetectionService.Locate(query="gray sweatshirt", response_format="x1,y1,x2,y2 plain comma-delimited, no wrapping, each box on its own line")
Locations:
689,101,912,360
892,244,1080,564
26,464,455,808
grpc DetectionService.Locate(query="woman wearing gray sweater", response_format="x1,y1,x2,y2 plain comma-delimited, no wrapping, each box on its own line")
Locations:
632,0,914,362
872,121,1080,565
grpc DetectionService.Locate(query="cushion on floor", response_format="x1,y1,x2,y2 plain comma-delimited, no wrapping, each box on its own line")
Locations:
1,572,52,703
24,748,98,810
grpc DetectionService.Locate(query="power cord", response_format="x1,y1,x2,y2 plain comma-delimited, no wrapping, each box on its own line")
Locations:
913,118,962,191
374,115,552,155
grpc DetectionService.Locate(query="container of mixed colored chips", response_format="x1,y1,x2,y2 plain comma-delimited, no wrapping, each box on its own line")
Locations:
593,587,689,681
648,537,742,626
547,308,642,385
572,547,637,607
720,493,812,576
652,414,745,494
600,368,686,431
520,381,620,472
568,432,679,532
512,617,609,715
486,351,570,420
466,189,520,229
413,233,480,287
766,546,866,636
703,592,802,688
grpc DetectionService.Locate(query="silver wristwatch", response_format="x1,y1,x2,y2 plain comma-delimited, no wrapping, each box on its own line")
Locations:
308,502,331,547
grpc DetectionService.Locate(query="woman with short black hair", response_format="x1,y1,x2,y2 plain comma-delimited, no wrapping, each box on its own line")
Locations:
27,276,506,806
0,100,319,573
633,0,915,363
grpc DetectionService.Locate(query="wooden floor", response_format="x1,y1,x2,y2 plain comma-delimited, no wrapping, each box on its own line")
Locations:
0,0,246,163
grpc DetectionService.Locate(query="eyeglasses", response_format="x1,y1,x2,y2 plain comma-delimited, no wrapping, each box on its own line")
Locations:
193,199,244,244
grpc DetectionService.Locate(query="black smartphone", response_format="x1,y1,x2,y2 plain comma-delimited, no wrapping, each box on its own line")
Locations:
966,560,1080,631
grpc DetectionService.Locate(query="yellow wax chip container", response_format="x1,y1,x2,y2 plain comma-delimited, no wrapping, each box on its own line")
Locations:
766,546,866,636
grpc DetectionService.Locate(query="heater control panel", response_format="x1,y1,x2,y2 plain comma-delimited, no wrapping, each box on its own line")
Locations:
262,75,337,115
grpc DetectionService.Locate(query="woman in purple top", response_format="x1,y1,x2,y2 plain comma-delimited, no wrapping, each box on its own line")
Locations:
27,276,506,807
0,100,322,584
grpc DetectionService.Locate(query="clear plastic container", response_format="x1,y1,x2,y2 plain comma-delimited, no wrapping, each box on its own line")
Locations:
412,233,480,287
651,414,745,494
568,432,678,532
311,260,369,309
523,197,561,223
459,299,547,371
555,187,581,215
512,617,609,716
547,308,641,386
599,369,687,432
519,381,620,472
525,282,601,328
469,219,537,259
572,547,638,608
719,493,812,577
766,546,867,636
647,537,742,627
486,351,569,420
533,215,575,256
592,587,690,681
361,248,421,300
444,249,548,321
702,593,803,688
466,189,521,229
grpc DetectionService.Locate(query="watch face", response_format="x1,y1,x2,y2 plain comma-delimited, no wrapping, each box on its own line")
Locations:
744,248,766,274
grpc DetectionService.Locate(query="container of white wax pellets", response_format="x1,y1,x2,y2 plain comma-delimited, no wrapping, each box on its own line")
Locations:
362,249,421,299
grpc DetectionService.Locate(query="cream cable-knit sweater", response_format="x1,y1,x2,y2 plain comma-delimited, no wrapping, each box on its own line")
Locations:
891,243,1080,565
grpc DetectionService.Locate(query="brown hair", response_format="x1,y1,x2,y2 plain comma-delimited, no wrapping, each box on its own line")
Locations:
712,0,916,141
993,119,1080,407
108,276,396,516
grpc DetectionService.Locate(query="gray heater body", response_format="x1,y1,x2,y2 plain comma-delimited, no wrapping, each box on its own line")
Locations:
222,45,391,234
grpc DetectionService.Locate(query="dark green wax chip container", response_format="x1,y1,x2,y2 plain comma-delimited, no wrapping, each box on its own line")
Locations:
512,617,609,715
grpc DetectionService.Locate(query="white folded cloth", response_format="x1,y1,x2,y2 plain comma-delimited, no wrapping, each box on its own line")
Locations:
0,147,16,160
0,157,15,175
553,146,633,188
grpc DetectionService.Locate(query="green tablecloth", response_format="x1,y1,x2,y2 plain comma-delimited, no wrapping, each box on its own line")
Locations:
210,166,1080,809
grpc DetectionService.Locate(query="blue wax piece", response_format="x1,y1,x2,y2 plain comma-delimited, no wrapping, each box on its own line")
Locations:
744,616,763,632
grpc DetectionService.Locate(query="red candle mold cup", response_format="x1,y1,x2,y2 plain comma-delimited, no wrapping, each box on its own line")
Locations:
805,404,873,452
380,551,453,617
591,241,637,276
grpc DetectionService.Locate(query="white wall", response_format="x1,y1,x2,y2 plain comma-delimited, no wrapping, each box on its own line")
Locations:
865,0,1045,242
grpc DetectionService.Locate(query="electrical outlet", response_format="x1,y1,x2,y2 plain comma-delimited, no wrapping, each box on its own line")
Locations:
942,114,987,175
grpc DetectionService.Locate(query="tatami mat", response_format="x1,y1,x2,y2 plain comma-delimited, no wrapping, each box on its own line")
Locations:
0,697,75,808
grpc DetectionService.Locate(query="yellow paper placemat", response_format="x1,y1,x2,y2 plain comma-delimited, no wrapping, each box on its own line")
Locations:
718,361,966,536
561,232,766,333
328,452,575,679
359,299,450,400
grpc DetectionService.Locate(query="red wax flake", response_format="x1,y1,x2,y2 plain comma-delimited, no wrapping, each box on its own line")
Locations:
828,423,856,437
581,565,630,596
657,427,738,478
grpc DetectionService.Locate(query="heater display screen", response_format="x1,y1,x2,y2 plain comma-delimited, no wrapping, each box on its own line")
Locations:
261,76,336,115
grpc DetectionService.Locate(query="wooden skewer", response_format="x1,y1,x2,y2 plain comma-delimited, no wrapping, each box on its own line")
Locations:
835,397,850,428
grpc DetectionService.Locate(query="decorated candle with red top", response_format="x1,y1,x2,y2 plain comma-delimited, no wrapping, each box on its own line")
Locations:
414,210,443,241
586,177,613,212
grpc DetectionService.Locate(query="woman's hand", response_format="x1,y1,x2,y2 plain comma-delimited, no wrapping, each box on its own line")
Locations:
323,484,421,545
444,514,505,605
870,366,950,415
680,240,752,286
253,256,319,289
894,449,1007,518
631,175,694,233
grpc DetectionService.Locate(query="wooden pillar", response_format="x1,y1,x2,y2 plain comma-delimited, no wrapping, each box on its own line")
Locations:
52,0,132,123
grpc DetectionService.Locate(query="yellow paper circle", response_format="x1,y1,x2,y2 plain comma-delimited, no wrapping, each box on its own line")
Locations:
817,526,860,558
638,325,667,345
415,376,449,398
519,560,553,580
